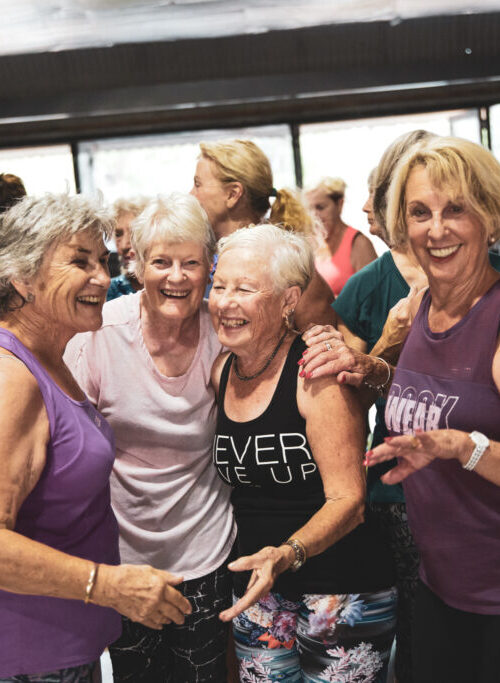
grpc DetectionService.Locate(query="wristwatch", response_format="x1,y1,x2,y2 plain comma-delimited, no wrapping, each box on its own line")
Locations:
284,538,307,572
463,431,490,471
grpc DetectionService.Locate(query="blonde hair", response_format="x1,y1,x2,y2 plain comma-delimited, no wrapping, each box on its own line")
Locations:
387,136,500,247
199,138,315,235
373,130,436,237
217,223,314,293
131,193,215,279
310,176,347,202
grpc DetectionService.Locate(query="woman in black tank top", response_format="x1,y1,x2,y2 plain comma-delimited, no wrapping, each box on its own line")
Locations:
209,225,395,682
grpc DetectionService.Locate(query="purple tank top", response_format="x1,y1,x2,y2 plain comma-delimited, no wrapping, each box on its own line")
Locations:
0,329,121,676
385,280,500,614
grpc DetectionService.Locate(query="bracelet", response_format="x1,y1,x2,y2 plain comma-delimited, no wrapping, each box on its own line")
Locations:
84,563,98,605
284,538,307,572
363,356,392,395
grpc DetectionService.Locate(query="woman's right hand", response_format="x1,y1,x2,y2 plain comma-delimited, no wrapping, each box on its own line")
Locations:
95,564,192,630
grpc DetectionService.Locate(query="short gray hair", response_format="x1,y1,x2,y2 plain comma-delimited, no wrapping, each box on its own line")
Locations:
112,196,149,221
217,223,314,292
131,193,216,279
0,193,114,316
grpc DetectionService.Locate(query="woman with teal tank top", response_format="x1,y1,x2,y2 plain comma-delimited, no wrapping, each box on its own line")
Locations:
0,194,191,681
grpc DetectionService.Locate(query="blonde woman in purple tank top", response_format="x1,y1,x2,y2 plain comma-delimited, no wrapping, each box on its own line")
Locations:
361,137,500,683
0,195,191,682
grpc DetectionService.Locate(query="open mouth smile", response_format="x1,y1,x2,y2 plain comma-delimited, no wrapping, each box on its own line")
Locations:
160,289,190,299
428,245,461,261
220,317,248,328
76,296,102,306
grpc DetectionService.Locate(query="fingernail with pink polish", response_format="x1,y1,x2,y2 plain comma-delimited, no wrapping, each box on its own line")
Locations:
299,370,305,377
384,437,393,443
297,359,305,366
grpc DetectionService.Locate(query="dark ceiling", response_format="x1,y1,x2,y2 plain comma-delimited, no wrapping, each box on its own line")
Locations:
1,11,500,147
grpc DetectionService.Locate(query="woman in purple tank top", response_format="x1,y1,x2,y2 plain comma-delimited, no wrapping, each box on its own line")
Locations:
362,137,500,683
0,194,191,681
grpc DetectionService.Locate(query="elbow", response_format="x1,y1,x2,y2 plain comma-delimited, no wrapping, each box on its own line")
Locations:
350,496,365,530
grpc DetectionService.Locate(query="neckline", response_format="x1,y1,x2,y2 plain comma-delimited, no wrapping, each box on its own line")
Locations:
422,278,500,340
222,335,302,425
136,291,203,382
0,328,89,406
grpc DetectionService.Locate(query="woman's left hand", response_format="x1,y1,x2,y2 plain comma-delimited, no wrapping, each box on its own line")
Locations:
300,325,365,386
219,545,293,622
365,429,466,484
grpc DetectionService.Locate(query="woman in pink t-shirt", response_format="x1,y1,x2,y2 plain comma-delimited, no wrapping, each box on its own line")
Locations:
66,193,236,682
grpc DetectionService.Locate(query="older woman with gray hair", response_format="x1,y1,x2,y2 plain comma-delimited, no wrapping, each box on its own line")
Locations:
210,224,395,682
65,192,236,682
0,194,191,682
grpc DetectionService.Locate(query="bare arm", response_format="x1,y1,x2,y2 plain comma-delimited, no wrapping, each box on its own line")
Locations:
369,287,426,364
295,269,337,331
351,232,377,272
220,373,366,621
0,357,191,629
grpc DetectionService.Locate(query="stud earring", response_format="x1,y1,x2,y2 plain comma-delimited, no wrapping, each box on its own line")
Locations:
26,292,35,303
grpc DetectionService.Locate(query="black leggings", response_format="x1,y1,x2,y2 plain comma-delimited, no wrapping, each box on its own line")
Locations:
109,561,232,683
413,581,500,683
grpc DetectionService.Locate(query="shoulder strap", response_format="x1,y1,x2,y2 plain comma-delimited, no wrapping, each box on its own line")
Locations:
217,353,234,411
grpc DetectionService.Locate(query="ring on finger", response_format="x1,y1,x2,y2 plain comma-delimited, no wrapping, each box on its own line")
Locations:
409,436,420,449
324,341,332,352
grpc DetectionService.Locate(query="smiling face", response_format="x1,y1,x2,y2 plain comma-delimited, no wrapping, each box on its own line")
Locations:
29,228,110,337
405,165,488,285
190,157,229,235
307,188,343,237
142,239,209,321
209,248,287,355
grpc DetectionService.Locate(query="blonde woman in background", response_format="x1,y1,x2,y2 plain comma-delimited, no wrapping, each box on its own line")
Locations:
307,177,377,296
107,197,149,301
191,138,336,329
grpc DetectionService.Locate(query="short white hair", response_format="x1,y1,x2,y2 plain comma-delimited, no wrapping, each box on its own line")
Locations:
0,193,113,315
112,196,149,221
217,223,314,292
131,193,216,279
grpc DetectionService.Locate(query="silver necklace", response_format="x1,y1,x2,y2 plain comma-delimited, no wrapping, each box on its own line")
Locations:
232,329,289,381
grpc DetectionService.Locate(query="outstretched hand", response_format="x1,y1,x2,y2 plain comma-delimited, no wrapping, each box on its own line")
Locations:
219,545,293,622
365,429,466,484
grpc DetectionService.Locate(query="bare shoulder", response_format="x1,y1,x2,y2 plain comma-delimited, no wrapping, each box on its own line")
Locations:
211,350,232,397
297,370,360,420
351,231,377,270
0,351,49,528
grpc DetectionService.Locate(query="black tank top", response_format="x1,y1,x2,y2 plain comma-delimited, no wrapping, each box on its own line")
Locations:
214,336,394,598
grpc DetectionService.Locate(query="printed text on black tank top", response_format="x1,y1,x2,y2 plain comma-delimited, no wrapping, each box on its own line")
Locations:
213,432,317,486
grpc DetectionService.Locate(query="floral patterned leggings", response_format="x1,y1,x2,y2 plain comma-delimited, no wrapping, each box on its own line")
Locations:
233,589,397,682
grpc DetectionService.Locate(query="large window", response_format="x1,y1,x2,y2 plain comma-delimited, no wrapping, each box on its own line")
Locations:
77,125,296,202
300,109,481,253
0,145,76,195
